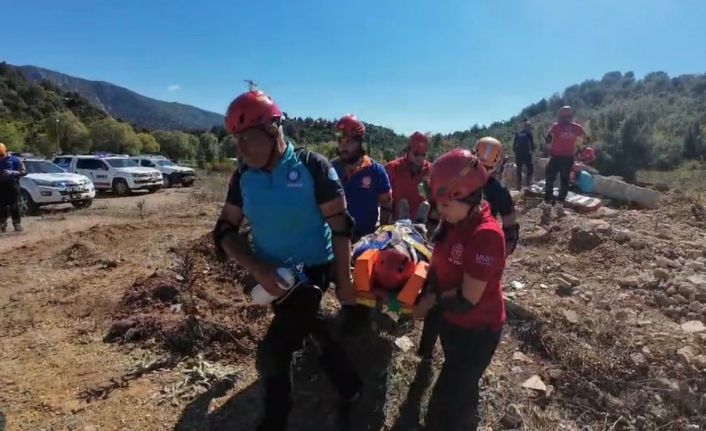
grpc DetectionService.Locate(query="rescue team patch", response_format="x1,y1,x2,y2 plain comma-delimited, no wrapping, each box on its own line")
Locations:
327,167,339,182
361,176,372,188
287,169,303,187
449,243,463,265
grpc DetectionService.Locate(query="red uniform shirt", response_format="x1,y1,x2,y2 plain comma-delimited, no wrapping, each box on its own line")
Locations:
548,122,587,157
431,203,506,331
385,157,431,219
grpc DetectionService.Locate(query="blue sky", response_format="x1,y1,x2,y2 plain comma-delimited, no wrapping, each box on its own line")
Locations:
2,0,705,134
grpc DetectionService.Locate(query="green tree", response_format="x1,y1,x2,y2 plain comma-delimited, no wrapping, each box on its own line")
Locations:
45,111,91,155
683,121,706,160
152,130,195,161
137,133,160,154
197,132,219,167
220,135,237,159
89,117,141,155
0,120,27,152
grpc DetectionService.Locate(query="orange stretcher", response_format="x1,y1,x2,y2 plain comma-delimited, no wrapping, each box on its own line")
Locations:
353,249,429,314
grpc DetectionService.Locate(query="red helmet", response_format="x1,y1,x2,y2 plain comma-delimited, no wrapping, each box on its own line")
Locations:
372,248,415,291
580,147,596,164
225,90,282,135
335,115,365,138
409,132,429,153
429,149,488,203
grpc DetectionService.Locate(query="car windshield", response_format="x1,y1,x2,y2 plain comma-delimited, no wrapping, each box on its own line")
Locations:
106,158,139,168
25,160,66,174
156,160,176,166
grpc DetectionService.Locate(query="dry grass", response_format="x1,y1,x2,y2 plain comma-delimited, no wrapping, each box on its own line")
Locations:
189,172,230,205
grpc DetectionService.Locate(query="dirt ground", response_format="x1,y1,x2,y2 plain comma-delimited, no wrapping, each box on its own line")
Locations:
1,178,705,431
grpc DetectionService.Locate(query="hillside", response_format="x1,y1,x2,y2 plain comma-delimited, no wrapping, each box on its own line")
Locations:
15,64,223,131
433,71,706,180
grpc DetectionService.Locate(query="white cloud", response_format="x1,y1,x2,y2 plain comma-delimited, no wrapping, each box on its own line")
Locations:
167,84,181,91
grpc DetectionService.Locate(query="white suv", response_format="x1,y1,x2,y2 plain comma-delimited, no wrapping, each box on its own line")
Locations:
53,155,162,195
131,155,196,188
19,158,96,215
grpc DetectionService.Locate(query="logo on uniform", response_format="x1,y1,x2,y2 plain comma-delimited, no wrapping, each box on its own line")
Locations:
475,253,494,266
287,169,303,187
361,176,372,189
449,243,463,266
327,167,339,182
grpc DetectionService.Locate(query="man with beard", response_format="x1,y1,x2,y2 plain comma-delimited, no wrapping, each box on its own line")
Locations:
331,115,393,242
385,132,432,222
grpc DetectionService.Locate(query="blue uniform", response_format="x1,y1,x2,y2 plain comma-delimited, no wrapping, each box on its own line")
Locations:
0,155,23,183
226,143,344,268
332,156,391,239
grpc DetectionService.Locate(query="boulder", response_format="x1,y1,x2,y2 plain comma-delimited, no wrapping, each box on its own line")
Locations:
569,225,604,253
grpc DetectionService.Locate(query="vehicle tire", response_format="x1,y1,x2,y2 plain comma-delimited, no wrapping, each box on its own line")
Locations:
71,199,93,210
19,189,39,216
113,178,130,196
148,186,162,193
181,180,194,188
162,174,172,188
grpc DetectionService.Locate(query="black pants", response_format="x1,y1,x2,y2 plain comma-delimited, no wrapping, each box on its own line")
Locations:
417,307,442,358
255,265,361,430
544,156,574,204
0,181,21,226
425,320,501,431
515,154,534,189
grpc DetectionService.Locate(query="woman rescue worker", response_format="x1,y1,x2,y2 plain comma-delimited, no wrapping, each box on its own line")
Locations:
413,148,506,431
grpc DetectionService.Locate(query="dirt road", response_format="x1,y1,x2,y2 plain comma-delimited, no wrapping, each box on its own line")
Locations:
1,182,705,430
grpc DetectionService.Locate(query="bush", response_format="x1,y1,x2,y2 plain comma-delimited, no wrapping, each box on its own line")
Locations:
206,159,235,173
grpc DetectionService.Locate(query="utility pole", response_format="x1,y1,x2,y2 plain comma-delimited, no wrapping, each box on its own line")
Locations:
55,118,60,155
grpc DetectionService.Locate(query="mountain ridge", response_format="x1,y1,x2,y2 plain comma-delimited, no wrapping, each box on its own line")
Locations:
15,64,224,131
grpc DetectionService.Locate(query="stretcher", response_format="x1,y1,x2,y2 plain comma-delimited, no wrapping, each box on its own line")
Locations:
351,220,432,314
526,182,602,213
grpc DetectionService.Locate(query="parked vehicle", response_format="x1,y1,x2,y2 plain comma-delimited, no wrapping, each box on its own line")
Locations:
53,155,162,195
130,155,196,188
19,158,96,215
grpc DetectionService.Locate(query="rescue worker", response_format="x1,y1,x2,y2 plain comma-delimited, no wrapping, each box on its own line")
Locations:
332,115,393,241
576,145,596,166
473,137,520,256
385,132,432,221
513,118,535,190
417,137,517,362
213,89,363,430
543,106,589,217
0,143,26,232
413,149,506,431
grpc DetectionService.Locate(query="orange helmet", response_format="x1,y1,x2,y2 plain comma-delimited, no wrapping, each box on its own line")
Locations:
0,143,6,157
429,149,488,203
473,137,503,172
372,248,415,291
408,132,429,153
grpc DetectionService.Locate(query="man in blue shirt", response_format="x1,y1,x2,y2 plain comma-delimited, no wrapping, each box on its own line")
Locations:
331,115,393,242
0,143,26,232
213,90,363,430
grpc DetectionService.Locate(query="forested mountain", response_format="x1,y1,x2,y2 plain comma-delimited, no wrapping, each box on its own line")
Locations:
433,71,706,180
16,65,223,131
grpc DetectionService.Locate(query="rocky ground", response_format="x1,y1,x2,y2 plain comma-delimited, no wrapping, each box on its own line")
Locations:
1,178,705,430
